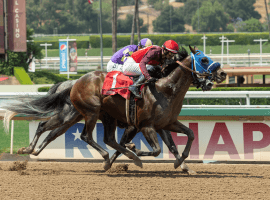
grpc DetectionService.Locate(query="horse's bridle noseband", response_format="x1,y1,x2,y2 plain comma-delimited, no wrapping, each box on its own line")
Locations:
176,61,211,78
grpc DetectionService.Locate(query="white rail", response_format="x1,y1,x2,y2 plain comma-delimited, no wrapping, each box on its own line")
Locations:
0,91,269,107
0,91,269,154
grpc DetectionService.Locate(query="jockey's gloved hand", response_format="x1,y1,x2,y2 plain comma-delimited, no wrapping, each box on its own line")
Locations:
148,77,158,83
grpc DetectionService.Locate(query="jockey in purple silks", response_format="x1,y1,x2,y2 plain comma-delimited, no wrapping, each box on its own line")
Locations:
106,38,153,72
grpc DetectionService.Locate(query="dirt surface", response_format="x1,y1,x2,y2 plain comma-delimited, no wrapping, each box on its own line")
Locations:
0,76,20,85
0,155,270,200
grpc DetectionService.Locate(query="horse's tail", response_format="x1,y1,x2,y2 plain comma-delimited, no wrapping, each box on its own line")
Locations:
4,111,18,133
2,86,73,134
46,82,63,95
3,82,64,133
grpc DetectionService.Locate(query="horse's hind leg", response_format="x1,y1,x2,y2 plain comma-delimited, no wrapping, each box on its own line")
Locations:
18,120,47,154
164,121,194,167
32,115,83,156
101,114,142,168
131,126,161,157
157,129,196,175
18,103,76,154
109,126,138,166
81,113,111,171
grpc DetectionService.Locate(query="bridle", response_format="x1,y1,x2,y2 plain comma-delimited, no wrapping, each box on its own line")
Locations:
176,60,211,78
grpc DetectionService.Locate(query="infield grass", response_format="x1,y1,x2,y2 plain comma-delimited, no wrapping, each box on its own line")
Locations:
0,120,29,155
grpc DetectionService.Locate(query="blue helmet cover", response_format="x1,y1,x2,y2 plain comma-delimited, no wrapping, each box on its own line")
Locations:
191,50,220,74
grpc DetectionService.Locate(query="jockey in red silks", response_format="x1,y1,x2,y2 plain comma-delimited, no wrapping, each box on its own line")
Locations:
123,40,179,98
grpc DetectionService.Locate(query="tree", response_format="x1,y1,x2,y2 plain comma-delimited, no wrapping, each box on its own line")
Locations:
191,0,229,32
226,23,235,32
136,0,141,42
112,0,117,54
117,15,148,33
130,0,138,45
153,6,185,33
75,0,99,33
218,0,261,21
236,18,263,32
183,0,206,25
265,0,270,39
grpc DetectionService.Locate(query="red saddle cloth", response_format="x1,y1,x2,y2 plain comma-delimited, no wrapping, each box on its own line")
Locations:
102,71,133,99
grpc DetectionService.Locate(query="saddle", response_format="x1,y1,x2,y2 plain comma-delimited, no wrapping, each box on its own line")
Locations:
102,72,141,126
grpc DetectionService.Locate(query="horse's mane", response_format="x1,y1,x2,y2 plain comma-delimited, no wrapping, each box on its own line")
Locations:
162,47,189,77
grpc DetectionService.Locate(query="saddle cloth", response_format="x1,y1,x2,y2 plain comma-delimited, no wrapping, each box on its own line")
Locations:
102,71,134,99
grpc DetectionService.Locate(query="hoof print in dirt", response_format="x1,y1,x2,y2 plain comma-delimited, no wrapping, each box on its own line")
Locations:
42,169,60,175
107,164,129,173
8,161,28,171
17,169,29,176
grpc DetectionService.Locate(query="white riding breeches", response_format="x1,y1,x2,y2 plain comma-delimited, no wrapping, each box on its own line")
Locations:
123,57,155,77
107,60,124,72
122,57,141,76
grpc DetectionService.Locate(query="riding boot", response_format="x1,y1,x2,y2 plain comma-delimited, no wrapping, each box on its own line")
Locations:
129,74,146,99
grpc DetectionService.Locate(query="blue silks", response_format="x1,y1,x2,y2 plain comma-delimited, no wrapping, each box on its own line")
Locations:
190,50,220,75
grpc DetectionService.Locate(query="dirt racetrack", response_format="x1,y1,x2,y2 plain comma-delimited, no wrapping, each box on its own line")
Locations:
0,160,270,200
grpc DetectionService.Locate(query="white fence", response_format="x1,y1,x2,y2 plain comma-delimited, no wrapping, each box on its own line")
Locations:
35,54,270,70
1,91,270,108
1,91,270,157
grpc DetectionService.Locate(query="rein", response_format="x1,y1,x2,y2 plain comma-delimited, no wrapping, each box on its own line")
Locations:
176,61,211,77
110,59,211,90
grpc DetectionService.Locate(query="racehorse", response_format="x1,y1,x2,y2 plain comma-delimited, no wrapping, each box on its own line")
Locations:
4,80,83,156
3,46,226,172
69,45,226,170
2,48,195,173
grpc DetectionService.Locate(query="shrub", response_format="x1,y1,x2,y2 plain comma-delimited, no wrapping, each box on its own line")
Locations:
14,67,33,85
27,71,67,84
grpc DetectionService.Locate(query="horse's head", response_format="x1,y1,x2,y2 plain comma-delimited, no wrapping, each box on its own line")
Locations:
189,46,227,91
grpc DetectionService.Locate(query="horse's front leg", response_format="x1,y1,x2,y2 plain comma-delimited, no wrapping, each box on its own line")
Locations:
163,121,194,167
135,126,161,157
156,129,196,175
109,126,138,166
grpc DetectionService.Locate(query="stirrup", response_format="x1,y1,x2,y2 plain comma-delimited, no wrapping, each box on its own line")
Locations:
129,86,141,98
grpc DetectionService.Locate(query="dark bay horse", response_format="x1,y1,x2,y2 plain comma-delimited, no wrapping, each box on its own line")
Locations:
2,46,226,172
2,49,195,173
69,45,226,170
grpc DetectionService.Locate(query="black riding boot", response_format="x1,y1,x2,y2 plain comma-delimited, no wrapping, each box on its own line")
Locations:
129,74,146,99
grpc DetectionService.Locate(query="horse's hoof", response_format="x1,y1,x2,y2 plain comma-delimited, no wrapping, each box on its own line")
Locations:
125,143,136,151
133,157,143,168
31,150,38,156
17,147,26,154
103,161,111,171
174,159,181,169
174,157,184,169
180,162,197,175
186,169,197,175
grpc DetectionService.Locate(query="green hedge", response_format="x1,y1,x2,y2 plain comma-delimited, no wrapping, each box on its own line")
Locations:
89,33,270,48
34,40,89,50
28,71,67,84
38,87,50,92
14,67,33,85
35,32,270,49
57,74,81,80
